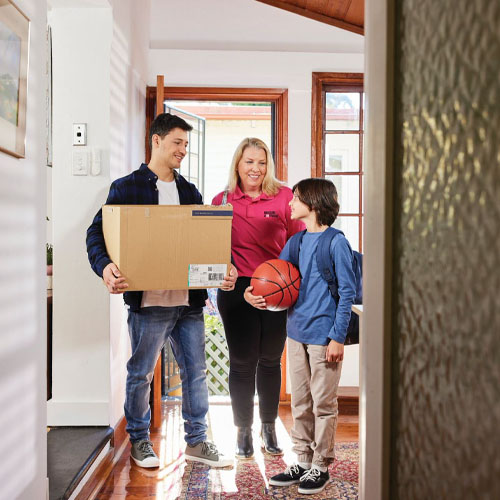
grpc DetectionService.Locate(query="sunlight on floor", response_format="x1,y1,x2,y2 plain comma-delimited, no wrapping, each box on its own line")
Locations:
198,404,296,496
95,401,358,499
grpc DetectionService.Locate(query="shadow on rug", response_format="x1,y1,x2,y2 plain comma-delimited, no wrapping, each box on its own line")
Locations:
180,442,358,500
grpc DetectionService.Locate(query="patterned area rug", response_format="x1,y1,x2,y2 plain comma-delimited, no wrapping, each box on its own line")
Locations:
180,442,358,500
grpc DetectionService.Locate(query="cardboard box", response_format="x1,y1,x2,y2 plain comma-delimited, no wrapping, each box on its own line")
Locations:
102,204,233,291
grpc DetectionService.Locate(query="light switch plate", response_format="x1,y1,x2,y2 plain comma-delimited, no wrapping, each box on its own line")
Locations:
72,151,89,175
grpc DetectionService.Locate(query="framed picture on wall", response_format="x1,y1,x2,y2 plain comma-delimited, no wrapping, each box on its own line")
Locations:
0,0,30,158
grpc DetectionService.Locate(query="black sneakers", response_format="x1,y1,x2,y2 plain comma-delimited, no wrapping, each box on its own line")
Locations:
298,467,330,494
269,463,309,486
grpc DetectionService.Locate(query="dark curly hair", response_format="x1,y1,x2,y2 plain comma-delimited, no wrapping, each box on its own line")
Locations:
292,178,340,226
149,113,193,148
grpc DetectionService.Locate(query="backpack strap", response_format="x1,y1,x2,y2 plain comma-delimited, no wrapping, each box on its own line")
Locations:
316,227,344,301
287,229,307,268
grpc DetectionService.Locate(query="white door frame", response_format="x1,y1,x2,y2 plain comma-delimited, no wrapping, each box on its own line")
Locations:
360,0,394,499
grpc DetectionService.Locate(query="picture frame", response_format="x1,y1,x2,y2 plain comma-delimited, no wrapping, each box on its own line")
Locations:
0,0,30,159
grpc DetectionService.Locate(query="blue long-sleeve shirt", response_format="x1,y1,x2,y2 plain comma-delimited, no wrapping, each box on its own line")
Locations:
280,230,356,345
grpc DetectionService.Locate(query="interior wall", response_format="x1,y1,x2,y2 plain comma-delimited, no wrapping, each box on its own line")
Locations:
0,0,48,497
149,48,363,386
391,0,500,496
48,5,112,425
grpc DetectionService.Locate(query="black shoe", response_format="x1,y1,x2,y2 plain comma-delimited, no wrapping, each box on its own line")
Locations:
235,427,254,459
260,423,283,455
269,464,309,486
298,467,330,494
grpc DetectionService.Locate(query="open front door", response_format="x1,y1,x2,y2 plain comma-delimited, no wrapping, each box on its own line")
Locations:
164,103,206,198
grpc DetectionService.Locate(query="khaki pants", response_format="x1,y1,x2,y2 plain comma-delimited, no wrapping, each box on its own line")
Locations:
288,338,342,468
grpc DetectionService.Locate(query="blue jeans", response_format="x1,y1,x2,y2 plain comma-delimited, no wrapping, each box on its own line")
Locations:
125,306,209,445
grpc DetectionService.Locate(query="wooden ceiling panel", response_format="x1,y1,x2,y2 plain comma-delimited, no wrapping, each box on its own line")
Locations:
345,0,364,26
256,0,364,35
322,0,352,19
307,0,333,17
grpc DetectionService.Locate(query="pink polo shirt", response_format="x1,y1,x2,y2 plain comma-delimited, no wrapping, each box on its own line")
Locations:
212,185,305,277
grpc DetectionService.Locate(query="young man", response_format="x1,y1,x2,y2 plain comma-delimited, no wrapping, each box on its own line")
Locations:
245,178,356,494
87,113,236,469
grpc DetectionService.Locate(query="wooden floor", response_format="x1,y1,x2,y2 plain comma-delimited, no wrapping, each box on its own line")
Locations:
94,402,358,499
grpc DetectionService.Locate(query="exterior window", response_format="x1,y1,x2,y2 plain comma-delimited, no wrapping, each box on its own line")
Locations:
311,73,364,252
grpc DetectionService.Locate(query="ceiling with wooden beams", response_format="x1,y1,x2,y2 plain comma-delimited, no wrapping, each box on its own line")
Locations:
255,0,364,35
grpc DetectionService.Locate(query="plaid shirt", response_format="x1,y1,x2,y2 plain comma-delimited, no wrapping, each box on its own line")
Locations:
86,163,207,311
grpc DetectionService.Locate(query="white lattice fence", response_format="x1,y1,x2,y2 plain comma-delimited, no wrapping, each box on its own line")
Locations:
205,316,229,395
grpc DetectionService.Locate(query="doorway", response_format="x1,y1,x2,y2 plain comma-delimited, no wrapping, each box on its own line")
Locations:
147,86,288,402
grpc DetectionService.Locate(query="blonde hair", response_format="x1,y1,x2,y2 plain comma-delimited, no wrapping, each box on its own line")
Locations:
227,138,282,196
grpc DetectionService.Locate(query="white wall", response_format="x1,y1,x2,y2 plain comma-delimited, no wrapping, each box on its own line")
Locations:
48,6,113,425
0,0,48,497
48,0,150,426
149,48,363,386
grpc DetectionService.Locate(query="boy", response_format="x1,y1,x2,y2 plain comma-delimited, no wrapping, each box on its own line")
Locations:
245,178,356,494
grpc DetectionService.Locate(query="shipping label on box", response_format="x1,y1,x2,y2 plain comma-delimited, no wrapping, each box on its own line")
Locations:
102,204,233,291
188,264,227,287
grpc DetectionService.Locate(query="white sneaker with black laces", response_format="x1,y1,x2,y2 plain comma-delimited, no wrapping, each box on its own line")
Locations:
297,466,330,494
130,439,160,468
185,441,233,468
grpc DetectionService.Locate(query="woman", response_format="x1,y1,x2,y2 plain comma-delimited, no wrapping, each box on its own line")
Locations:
212,138,304,459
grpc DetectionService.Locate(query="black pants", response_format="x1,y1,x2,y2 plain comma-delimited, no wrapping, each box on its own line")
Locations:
217,277,287,427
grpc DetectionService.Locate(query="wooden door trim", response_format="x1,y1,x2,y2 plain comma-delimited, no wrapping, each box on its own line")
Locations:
150,76,165,430
146,86,289,182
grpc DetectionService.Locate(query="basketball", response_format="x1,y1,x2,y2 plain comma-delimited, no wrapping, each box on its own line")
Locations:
250,259,301,311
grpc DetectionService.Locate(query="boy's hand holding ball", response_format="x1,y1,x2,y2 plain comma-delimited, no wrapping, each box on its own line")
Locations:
244,286,267,310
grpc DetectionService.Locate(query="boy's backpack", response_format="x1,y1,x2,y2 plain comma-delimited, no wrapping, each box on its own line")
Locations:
287,227,363,345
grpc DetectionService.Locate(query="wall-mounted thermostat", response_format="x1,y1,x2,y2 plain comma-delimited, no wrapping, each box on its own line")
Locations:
73,123,87,145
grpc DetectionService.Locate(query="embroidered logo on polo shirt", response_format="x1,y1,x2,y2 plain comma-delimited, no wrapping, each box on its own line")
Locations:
264,210,278,218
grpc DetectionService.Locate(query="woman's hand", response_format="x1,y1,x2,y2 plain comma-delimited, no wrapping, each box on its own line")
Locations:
221,264,238,291
326,339,344,363
244,286,267,310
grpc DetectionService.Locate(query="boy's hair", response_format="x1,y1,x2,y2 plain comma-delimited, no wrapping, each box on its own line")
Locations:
292,178,340,226
149,113,193,148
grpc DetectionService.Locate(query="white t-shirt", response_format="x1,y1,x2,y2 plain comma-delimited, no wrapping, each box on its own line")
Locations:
141,178,189,308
